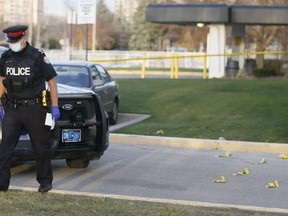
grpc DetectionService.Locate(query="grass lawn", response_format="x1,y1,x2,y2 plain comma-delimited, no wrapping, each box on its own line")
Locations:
115,79,288,143
0,190,269,216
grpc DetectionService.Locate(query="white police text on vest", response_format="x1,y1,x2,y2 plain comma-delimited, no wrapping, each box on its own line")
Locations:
6,67,31,76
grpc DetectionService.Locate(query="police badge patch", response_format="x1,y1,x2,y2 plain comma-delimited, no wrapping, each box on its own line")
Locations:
43,56,50,64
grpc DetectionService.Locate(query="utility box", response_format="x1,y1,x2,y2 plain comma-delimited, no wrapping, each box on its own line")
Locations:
244,58,257,75
225,59,239,77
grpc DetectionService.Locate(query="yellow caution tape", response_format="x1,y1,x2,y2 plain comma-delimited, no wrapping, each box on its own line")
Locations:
213,176,226,183
266,180,280,188
279,154,288,159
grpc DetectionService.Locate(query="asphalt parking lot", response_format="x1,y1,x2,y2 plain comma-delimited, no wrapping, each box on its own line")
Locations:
9,113,288,215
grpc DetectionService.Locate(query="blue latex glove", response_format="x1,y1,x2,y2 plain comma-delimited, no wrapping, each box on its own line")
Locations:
0,105,4,121
51,106,60,121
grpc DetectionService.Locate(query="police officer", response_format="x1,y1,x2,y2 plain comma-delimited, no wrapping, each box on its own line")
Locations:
0,25,60,193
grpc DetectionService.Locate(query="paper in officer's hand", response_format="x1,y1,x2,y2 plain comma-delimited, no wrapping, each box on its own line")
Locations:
45,113,55,130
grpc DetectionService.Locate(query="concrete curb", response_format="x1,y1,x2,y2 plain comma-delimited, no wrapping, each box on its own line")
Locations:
9,186,288,215
110,133,288,154
110,114,151,132
110,113,288,153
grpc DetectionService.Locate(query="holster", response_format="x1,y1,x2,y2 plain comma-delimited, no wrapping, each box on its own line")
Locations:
41,90,51,107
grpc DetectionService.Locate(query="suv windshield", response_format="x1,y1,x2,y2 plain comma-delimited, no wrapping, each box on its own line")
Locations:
53,65,90,88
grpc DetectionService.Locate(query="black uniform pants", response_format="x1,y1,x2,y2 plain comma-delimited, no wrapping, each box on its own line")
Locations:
0,104,53,190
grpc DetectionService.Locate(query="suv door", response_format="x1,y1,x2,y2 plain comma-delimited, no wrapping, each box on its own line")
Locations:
90,65,109,110
94,64,117,113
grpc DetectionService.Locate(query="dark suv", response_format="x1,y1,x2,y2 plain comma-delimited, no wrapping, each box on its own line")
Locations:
1,84,109,168
52,61,120,125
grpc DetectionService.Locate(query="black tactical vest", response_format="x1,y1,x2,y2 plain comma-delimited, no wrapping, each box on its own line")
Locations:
2,44,45,99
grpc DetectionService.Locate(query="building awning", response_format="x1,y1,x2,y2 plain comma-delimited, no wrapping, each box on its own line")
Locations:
231,5,288,25
146,4,288,25
146,4,229,25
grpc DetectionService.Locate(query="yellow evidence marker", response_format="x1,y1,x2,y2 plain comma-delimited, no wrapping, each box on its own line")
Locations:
213,176,226,183
266,180,280,188
216,151,232,158
233,168,249,176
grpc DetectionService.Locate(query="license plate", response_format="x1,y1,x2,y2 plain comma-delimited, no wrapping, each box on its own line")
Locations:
62,129,81,143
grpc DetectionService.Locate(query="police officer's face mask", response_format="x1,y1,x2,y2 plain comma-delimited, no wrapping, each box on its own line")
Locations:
9,39,24,52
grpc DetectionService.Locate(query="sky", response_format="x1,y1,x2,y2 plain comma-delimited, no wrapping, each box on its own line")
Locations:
44,0,115,14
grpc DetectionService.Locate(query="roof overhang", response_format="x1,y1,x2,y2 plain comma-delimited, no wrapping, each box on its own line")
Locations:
231,5,288,25
146,4,229,25
146,4,288,25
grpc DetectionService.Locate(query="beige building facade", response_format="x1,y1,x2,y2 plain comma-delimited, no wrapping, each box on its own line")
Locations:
115,0,139,23
0,0,44,45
